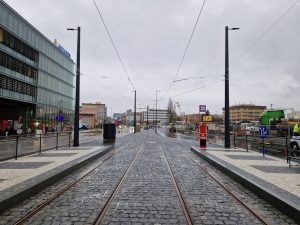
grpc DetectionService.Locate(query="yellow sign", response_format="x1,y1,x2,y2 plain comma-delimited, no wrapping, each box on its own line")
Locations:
203,116,212,122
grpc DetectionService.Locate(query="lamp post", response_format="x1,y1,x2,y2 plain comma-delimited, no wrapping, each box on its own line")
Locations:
225,26,239,148
147,105,149,129
155,90,160,133
134,90,136,133
67,27,80,147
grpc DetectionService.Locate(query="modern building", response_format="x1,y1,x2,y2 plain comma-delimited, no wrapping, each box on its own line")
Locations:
224,104,266,124
143,109,169,127
0,0,75,134
81,102,107,128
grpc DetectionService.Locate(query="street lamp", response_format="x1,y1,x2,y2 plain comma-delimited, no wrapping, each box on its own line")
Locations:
134,90,136,133
155,90,160,133
225,26,239,148
67,26,81,147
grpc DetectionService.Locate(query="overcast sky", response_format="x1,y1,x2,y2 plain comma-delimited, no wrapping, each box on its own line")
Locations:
4,0,300,116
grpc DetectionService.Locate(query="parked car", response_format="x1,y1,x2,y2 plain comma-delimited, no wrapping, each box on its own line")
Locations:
80,123,89,130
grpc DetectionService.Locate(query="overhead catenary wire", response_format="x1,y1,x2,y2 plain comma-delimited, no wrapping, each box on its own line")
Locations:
163,0,207,96
92,0,136,90
231,0,300,67
170,80,223,98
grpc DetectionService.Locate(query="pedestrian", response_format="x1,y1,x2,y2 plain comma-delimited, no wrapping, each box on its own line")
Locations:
293,123,299,136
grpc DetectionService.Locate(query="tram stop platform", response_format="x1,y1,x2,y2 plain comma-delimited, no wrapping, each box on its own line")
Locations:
190,145,300,222
0,144,114,212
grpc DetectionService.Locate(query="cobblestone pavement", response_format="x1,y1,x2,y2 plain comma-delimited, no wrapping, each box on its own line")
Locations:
0,130,297,225
161,136,297,225
100,136,187,225
0,134,141,225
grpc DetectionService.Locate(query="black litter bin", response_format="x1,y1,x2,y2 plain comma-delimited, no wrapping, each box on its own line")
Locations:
103,123,116,143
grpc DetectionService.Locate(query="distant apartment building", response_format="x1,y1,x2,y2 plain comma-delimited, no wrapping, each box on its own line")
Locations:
143,109,169,126
0,0,75,134
81,102,107,128
224,104,266,124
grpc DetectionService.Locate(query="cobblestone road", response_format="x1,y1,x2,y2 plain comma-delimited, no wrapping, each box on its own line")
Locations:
0,130,297,225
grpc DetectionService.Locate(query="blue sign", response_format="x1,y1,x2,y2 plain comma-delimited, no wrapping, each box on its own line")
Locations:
199,105,206,113
259,125,267,138
56,115,65,121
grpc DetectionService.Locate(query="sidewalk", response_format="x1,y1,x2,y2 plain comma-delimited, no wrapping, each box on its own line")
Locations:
190,145,300,222
0,143,113,212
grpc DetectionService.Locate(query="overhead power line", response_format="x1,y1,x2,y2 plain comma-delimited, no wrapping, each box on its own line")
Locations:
164,0,207,95
231,0,300,67
92,0,136,90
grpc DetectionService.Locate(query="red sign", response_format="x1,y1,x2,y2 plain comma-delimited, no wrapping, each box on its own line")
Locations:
200,123,207,148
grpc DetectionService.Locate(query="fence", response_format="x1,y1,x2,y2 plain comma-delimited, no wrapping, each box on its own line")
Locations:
0,132,71,161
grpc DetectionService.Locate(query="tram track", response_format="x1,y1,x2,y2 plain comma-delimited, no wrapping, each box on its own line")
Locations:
11,138,138,225
160,144,194,225
93,143,144,225
185,153,273,225
159,139,274,225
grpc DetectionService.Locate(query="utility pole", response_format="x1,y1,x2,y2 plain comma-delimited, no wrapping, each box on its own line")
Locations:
67,26,80,147
225,26,239,149
155,90,160,133
134,90,136,133
147,105,149,129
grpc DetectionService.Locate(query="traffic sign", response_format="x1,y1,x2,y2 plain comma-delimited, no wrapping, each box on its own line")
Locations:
199,105,206,113
259,125,267,139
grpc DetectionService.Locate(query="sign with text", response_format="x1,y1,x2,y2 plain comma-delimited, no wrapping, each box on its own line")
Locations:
203,116,212,122
199,105,206,113
259,125,267,139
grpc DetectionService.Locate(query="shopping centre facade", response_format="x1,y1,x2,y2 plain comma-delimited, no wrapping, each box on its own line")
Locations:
0,0,75,135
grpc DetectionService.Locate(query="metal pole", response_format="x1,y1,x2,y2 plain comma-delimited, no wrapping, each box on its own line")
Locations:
39,133,42,153
147,105,149,129
225,26,230,148
155,91,158,133
134,90,136,133
56,132,59,150
15,136,18,160
246,135,248,152
74,26,81,147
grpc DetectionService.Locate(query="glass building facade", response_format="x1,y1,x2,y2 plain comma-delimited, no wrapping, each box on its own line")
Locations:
0,0,75,134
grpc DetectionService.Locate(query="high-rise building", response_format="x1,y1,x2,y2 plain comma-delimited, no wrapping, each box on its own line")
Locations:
0,0,75,134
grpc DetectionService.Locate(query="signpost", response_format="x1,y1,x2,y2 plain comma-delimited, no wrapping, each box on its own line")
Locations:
199,105,207,149
259,125,267,157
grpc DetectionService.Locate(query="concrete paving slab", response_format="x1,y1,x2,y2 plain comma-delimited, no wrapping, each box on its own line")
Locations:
190,145,300,222
0,144,114,212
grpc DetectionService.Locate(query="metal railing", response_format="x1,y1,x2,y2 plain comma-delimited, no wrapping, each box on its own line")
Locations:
0,132,71,161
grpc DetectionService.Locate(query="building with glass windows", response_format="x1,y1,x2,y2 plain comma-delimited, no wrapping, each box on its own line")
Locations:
0,0,75,135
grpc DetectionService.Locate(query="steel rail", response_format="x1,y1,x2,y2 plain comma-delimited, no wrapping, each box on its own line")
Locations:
12,141,136,225
93,143,144,225
185,153,272,225
160,144,194,225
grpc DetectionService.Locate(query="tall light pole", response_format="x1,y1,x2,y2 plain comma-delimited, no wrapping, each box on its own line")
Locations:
155,90,160,133
67,26,80,147
225,26,239,148
147,105,149,129
134,90,136,133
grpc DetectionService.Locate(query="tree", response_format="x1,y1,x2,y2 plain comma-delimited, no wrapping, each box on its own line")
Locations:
167,98,176,123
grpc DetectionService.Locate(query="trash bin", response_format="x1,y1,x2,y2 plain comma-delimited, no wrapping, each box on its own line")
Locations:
103,123,116,143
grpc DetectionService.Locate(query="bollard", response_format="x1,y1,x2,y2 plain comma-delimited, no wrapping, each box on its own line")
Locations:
39,133,42,154
69,132,71,147
56,132,59,150
233,132,236,149
262,138,265,157
286,137,289,163
15,135,19,160
246,135,248,152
